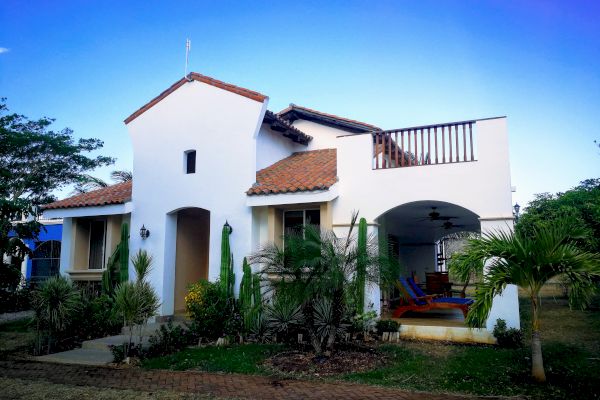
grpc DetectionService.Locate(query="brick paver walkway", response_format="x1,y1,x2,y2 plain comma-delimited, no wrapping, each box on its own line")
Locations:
0,360,503,400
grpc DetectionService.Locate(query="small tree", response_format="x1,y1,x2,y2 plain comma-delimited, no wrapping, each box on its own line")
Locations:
113,250,160,356
453,221,600,382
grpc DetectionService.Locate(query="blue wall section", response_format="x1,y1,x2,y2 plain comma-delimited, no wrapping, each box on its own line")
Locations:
24,223,63,279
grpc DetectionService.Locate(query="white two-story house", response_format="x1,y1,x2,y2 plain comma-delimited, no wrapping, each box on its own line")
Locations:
43,72,519,336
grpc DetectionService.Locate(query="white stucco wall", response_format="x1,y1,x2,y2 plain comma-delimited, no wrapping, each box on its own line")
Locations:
126,80,267,315
292,120,358,151
255,125,306,171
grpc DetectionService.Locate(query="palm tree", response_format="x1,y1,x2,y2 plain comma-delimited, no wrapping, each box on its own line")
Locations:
71,174,108,195
110,170,133,183
452,221,600,382
249,212,398,355
71,170,132,195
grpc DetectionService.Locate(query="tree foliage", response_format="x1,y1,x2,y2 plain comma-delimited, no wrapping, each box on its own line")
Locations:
71,170,132,195
517,178,600,252
0,100,114,264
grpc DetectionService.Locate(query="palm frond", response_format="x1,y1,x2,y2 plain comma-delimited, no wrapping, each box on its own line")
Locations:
111,170,132,183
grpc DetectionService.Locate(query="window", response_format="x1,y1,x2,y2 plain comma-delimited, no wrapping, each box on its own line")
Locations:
88,220,106,269
30,240,61,282
185,150,196,174
283,209,320,235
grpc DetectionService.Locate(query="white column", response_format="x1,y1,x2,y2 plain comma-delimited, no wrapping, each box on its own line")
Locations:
480,218,521,331
59,217,73,278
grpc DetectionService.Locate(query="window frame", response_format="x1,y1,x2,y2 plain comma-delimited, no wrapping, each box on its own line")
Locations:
184,149,196,174
87,219,107,270
283,208,320,237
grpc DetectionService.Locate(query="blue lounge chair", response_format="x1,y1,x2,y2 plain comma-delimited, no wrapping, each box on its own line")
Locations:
392,277,474,318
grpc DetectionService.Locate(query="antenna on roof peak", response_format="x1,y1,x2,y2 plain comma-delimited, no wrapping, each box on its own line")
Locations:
184,38,192,81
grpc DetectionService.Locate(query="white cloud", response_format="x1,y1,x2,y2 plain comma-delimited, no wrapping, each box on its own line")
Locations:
0,48,10,54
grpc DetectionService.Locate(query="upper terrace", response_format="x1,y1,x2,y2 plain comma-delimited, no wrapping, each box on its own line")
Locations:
368,117,504,170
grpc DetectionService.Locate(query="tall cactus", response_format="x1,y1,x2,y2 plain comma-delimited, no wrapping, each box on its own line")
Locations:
220,222,234,299
239,257,262,331
119,222,129,282
239,257,252,311
356,217,368,314
252,273,261,307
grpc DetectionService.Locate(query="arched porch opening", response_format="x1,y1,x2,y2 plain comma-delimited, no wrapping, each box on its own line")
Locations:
172,207,210,313
377,200,480,324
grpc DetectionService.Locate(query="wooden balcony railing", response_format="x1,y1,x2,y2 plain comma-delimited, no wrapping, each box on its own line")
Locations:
372,120,477,169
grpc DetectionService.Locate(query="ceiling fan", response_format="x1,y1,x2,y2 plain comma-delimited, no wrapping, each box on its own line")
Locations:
418,207,458,222
441,221,466,230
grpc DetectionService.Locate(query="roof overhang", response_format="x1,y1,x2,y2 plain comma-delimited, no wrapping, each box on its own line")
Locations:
246,183,339,207
42,202,133,219
278,105,380,133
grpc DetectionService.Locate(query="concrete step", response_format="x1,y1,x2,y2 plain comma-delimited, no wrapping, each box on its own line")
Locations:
82,334,150,351
35,348,114,366
120,321,187,337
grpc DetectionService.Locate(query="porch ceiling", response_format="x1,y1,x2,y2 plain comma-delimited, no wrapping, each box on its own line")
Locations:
380,201,480,244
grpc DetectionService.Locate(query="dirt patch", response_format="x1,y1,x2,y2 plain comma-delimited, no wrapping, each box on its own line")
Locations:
264,347,385,376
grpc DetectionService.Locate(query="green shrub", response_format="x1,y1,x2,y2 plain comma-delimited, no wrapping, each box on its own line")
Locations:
493,319,523,348
351,311,377,336
145,322,195,358
376,319,400,334
186,279,233,340
71,291,121,341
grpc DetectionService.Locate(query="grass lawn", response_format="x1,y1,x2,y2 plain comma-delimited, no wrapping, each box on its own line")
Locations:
0,318,34,357
143,292,600,400
143,343,285,373
343,294,600,399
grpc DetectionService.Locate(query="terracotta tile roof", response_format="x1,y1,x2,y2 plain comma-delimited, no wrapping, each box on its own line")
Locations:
43,181,132,210
278,104,381,133
263,110,312,145
124,72,268,124
247,149,337,196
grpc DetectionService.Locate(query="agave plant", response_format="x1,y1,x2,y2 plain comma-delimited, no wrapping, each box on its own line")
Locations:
32,276,80,354
265,293,304,342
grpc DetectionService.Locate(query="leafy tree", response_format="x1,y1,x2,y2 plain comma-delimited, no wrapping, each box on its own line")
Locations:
517,179,600,252
250,213,398,355
452,221,600,382
0,100,113,264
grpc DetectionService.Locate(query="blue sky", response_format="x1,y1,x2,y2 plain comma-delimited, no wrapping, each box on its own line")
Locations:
1,0,599,208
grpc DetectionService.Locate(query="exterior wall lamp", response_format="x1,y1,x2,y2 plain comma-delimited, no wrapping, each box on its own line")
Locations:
513,203,520,223
140,225,150,239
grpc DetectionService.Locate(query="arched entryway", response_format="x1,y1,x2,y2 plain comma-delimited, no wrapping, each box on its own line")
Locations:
173,207,210,313
378,200,480,281
377,200,480,321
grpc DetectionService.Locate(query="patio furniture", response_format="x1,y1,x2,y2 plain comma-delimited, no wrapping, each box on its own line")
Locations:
392,277,474,318
425,272,453,297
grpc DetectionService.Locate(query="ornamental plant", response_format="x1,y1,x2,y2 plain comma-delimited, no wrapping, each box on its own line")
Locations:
185,279,231,340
